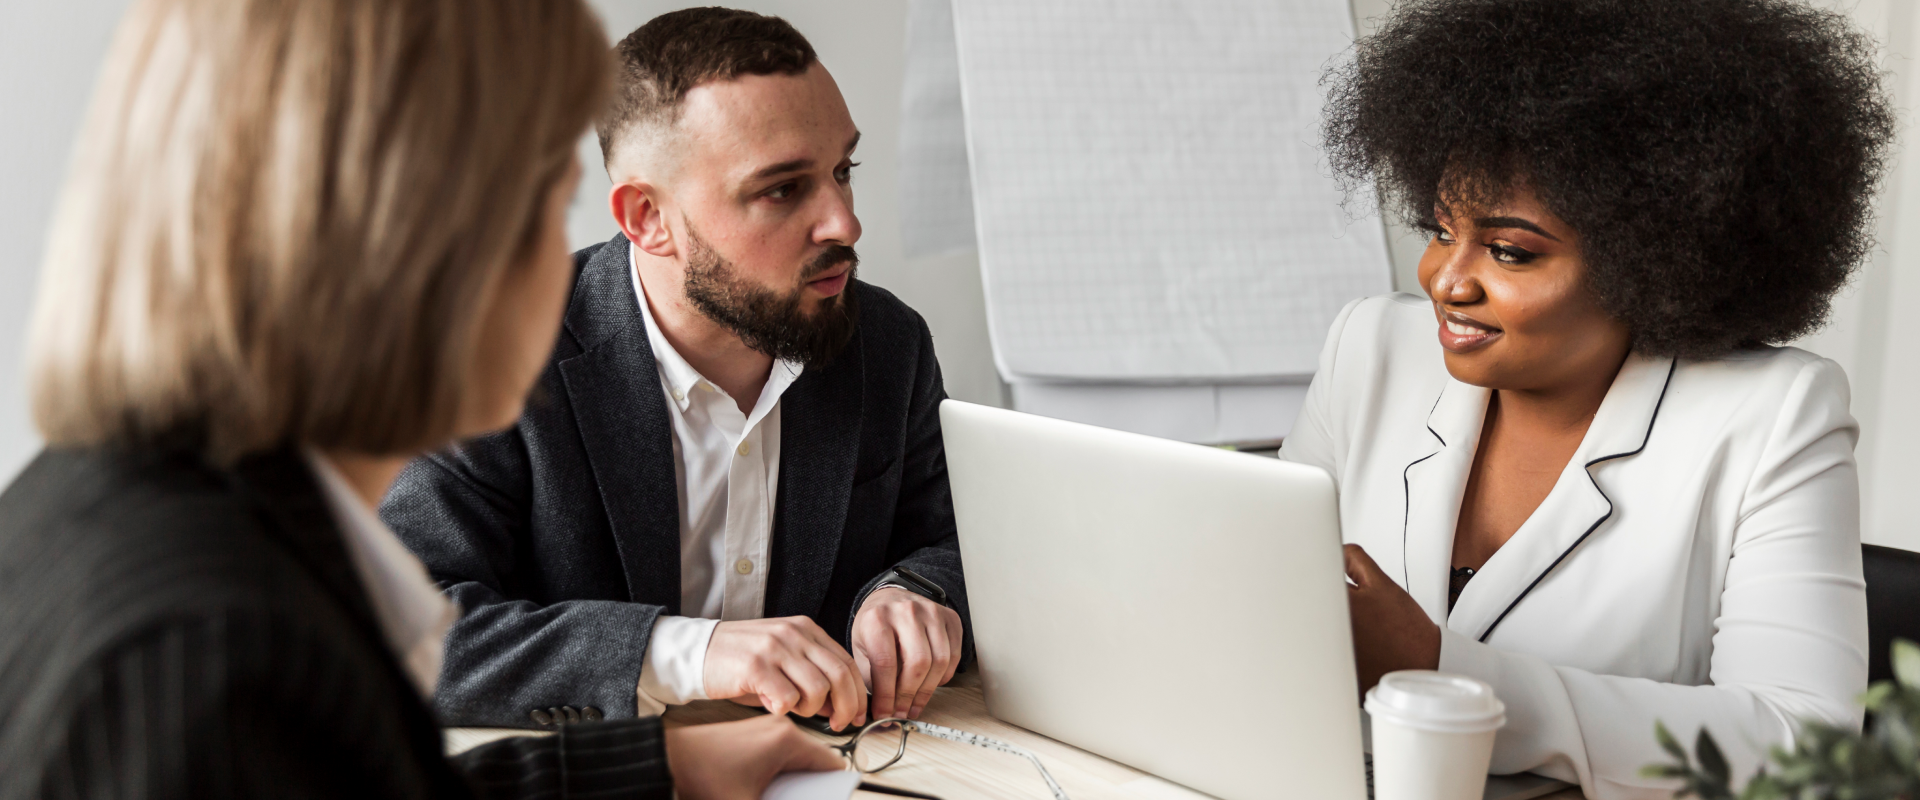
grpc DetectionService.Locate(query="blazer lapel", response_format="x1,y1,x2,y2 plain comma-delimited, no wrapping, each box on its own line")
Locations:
1448,354,1677,641
226,449,387,647
556,235,683,612
226,448,459,759
1400,377,1493,621
765,324,865,619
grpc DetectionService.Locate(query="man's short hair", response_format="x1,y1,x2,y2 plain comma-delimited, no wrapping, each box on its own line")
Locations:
598,7,818,169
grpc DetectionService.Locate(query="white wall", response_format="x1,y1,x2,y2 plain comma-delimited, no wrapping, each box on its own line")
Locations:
1797,0,1920,551
0,0,134,481
2,0,1916,552
576,0,1006,410
0,0,1008,486
1348,0,1920,550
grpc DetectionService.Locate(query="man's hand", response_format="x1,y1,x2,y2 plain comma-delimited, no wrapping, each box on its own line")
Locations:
851,587,963,720
1345,544,1441,693
703,616,866,730
664,714,845,800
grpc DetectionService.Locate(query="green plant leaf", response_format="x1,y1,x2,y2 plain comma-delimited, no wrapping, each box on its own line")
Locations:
1893,639,1920,690
1658,720,1690,764
1740,774,1785,800
1699,728,1732,786
1861,682,1895,711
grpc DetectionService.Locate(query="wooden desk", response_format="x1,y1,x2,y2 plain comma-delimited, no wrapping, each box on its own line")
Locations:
449,673,1585,799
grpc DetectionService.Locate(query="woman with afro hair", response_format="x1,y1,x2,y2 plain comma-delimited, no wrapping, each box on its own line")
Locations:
1281,0,1895,796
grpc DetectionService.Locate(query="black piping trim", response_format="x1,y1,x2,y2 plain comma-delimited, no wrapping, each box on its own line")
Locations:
1475,360,1677,643
1402,392,1450,591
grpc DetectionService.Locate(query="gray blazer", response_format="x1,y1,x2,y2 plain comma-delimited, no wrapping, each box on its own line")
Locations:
382,234,971,728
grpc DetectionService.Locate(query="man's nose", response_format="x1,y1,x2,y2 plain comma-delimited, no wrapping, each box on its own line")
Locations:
814,186,861,247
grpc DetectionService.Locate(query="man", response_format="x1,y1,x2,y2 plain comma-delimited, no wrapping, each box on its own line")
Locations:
382,8,969,732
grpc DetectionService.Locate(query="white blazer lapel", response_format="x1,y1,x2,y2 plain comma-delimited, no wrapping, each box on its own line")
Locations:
1401,377,1491,622
1447,354,1678,641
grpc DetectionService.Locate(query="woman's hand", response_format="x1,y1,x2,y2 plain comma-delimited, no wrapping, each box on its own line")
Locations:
665,715,846,800
1345,544,1442,693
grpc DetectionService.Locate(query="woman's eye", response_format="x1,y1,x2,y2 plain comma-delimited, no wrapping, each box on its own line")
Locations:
1489,244,1536,264
1433,229,1455,244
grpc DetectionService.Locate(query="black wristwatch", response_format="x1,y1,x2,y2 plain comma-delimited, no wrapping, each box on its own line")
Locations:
872,566,949,607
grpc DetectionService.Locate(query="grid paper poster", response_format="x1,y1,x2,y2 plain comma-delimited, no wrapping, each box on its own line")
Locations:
951,0,1390,381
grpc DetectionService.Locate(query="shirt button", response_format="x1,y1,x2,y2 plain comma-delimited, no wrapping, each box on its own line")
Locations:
737,442,751,456
735,558,754,575
671,389,683,401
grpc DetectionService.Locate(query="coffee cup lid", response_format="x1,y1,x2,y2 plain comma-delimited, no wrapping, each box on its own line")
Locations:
1364,671,1506,733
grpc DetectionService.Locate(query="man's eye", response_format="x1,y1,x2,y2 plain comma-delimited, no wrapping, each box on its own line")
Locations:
835,161,861,183
767,182,797,200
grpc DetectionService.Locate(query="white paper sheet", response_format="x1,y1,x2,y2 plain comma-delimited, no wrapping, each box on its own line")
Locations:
1010,381,1308,444
762,770,862,800
952,0,1390,382
899,0,978,258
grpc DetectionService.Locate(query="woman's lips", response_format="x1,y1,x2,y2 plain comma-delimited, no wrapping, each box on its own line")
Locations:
807,271,850,297
1438,315,1502,353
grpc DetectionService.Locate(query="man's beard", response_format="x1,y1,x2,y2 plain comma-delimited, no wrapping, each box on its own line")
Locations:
682,223,859,368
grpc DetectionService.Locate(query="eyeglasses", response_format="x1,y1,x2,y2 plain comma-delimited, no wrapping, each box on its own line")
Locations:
829,717,1071,800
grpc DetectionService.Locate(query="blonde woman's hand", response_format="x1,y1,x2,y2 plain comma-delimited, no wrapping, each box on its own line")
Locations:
664,715,846,800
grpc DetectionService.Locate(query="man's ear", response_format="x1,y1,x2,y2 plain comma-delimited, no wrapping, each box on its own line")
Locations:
610,181,676,258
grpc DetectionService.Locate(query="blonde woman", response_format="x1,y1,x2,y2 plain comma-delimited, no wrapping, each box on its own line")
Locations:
0,1,838,798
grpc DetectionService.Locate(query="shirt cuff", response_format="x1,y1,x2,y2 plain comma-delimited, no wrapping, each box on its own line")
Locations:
637,616,720,712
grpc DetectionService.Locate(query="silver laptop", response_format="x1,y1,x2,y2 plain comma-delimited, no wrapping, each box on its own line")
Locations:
939,400,1570,800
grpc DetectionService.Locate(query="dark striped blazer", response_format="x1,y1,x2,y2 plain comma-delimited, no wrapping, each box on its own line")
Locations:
0,446,672,800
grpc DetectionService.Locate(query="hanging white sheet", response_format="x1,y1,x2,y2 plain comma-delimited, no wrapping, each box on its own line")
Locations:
949,0,1390,383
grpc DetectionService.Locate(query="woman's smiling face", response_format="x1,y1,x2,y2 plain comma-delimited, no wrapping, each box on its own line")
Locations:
1417,185,1632,393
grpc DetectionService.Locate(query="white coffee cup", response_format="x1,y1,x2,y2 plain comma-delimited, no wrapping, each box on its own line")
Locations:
1365,671,1507,800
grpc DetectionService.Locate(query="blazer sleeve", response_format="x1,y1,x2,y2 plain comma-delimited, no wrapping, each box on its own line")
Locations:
26,608,673,800
382,430,664,727
844,312,974,666
454,720,673,800
1436,357,1868,800
1279,296,1366,477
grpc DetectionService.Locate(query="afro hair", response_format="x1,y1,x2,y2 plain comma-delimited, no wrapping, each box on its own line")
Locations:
1323,0,1896,358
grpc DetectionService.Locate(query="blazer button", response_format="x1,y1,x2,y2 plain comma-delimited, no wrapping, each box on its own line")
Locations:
561,706,581,723
530,708,554,726
583,706,604,721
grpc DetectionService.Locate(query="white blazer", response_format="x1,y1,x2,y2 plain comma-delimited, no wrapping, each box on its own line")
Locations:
1281,294,1866,800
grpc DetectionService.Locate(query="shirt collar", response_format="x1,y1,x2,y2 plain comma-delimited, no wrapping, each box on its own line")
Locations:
628,242,804,416
301,449,456,698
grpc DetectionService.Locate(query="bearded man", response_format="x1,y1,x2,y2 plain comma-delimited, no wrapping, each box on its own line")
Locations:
382,8,969,732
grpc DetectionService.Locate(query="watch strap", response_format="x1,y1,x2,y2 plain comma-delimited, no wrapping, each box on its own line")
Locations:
874,566,948,606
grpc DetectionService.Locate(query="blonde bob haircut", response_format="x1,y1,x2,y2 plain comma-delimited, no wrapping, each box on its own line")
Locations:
29,0,610,464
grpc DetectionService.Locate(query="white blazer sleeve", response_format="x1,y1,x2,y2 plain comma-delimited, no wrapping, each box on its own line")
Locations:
1437,357,1867,800
1279,296,1366,476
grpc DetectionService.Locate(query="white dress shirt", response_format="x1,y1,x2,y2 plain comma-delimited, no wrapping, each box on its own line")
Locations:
1280,294,1866,800
630,243,806,713
305,450,460,699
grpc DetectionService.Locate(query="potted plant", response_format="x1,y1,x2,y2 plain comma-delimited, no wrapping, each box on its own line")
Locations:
1647,639,1920,799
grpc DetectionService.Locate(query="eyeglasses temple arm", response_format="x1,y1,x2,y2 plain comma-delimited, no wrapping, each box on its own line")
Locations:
904,721,1072,800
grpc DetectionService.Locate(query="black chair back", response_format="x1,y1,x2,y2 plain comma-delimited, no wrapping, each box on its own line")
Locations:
1863,543,1920,685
